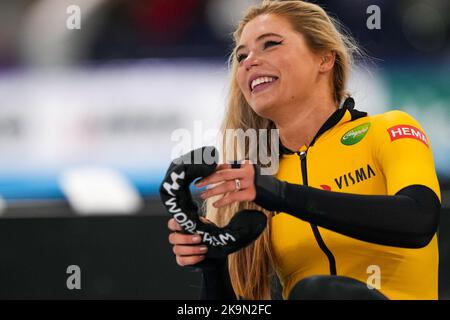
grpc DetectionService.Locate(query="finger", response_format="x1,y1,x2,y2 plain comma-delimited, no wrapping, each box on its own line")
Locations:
213,190,255,208
197,167,244,187
173,244,208,256
195,168,244,187
241,160,255,176
201,178,252,200
199,216,210,223
167,218,182,232
176,255,205,267
240,159,253,166
168,232,202,245
200,180,235,199
215,163,232,171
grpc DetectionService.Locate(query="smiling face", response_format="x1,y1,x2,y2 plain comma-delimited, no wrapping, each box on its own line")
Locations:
235,14,323,119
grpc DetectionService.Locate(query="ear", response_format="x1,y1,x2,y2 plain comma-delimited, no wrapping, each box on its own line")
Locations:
319,50,336,73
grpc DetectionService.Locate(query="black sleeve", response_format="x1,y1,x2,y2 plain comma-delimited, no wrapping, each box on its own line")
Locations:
253,166,441,248
199,258,237,300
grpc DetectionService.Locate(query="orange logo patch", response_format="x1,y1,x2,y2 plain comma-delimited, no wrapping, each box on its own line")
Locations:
387,125,428,148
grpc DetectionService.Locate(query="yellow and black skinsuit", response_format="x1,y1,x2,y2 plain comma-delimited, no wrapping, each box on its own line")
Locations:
200,99,441,300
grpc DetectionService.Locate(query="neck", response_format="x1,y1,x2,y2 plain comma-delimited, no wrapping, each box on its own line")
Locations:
274,95,337,151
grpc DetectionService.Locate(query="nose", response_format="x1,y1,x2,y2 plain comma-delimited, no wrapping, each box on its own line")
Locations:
243,52,261,71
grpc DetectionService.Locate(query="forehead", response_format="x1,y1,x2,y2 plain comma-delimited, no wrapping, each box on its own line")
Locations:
238,14,293,44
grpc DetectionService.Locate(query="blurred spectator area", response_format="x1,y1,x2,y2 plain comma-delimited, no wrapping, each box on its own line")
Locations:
0,0,448,66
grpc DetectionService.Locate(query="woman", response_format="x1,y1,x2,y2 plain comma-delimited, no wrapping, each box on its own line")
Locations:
167,0,441,300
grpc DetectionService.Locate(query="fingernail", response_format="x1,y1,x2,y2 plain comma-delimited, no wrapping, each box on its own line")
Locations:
192,236,201,242
199,246,207,252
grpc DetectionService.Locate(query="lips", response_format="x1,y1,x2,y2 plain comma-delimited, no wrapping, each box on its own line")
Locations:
248,74,279,93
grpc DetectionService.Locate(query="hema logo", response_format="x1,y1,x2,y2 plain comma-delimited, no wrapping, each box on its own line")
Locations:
387,125,429,148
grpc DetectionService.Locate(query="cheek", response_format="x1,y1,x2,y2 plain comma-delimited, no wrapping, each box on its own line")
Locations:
276,58,303,96
284,57,316,90
236,69,247,93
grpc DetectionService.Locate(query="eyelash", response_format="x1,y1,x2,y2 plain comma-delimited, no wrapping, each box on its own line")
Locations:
236,40,283,62
236,53,247,63
264,40,283,49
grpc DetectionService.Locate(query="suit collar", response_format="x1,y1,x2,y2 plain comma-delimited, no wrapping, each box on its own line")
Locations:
279,98,368,155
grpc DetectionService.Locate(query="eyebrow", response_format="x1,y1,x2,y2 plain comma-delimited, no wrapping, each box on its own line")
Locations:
235,32,284,54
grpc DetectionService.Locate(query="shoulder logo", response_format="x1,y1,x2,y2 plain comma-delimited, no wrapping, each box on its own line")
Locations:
341,122,371,146
387,125,428,148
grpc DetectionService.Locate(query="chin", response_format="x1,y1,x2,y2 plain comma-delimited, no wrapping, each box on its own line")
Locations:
250,102,276,120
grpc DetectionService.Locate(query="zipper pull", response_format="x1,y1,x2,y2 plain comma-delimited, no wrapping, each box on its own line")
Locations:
298,150,307,160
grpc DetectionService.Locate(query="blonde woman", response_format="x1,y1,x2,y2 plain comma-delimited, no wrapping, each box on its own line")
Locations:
167,0,441,300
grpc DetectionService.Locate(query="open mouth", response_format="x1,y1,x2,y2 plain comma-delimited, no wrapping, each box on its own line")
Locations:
250,76,279,94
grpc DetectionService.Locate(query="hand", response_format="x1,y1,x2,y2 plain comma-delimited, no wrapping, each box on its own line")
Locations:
161,147,267,263
168,217,209,267
196,160,256,208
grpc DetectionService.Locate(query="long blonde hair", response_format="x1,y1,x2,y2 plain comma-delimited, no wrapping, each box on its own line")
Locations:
205,0,359,300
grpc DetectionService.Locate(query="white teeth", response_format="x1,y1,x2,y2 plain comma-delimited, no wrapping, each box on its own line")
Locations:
251,76,276,91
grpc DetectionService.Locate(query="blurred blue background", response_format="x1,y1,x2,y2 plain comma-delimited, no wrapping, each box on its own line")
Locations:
0,0,449,207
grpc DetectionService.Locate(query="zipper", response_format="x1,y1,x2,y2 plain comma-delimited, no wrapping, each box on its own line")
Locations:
298,149,337,275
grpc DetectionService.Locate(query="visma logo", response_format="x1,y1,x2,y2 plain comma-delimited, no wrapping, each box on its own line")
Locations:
341,123,371,146
334,164,376,190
